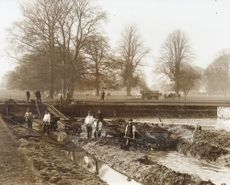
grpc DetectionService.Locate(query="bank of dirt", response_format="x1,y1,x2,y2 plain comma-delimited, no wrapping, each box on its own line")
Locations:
168,125,230,162
5,121,105,185
192,129,230,165
177,140,228,161
83,142,214,185
0,117,36,185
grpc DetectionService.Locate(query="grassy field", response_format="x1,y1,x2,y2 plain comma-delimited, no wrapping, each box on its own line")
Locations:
1,88,230,103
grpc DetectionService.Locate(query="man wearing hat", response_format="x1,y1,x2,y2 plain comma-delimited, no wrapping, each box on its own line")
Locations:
124,118,136,146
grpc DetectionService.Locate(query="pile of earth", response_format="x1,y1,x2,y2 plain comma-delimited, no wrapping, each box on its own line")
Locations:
103,119,177,150
177,140,228,161
194,130,230,148
171,126,230,162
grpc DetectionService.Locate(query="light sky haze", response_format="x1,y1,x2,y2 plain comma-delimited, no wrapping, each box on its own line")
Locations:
0,0,229,87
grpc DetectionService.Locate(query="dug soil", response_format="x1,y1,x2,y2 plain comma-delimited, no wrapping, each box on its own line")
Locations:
2,117,105,185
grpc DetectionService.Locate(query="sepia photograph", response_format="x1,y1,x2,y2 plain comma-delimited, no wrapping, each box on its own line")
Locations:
0,0,230,184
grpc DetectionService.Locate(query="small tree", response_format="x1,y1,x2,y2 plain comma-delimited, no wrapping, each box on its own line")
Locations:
119,25,148,96
179,64,201,99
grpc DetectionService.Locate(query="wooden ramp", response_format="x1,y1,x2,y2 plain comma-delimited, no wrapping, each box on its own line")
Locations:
43,103,69,120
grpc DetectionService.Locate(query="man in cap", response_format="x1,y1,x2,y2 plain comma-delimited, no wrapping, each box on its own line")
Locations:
124,118,136,146
25,108,33,129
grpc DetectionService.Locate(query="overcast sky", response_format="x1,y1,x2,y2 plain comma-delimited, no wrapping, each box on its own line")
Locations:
0,0,229,87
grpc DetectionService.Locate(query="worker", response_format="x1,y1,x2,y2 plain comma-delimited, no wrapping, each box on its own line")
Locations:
42,110,51,135
25,108,33,129
60,93,63,104
100,89,105,102
124,118,136,146
26,91,30,103
35,90,41,104
96,109,103,122
93,118,103,139
84,111,94,139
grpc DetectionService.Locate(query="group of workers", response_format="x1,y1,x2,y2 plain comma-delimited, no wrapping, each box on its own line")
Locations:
25,100,136,146
26,90,42,104
25,108,52,135
84,110,103,140
26,89,106,104
84,109,136,146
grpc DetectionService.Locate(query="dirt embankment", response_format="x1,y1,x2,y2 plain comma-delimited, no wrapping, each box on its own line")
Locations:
194,130,230,148
192,129,230,165
177,141,228,161
7,123,105,185
171,126,230,162
0,117,35,185
83,142,213,185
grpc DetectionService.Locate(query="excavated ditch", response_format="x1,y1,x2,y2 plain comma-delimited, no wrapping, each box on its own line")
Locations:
3,115,230,185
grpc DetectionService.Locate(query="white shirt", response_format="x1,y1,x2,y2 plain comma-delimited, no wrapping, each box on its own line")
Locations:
25,112,33,121
43,113,51,124
125,124,136,135
84,115,94,126
93,120,103,131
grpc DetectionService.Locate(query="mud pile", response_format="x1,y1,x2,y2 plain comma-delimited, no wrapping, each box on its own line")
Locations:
171,126,230,161
194,130,230,148
104,119,177,150
177,141,228,161
83,142,214,185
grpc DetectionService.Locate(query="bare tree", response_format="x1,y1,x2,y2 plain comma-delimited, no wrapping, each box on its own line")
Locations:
83,34,111,96
157,30,192,94
119,25,149,96
9,0,106,98
66,0,106,97
10,0,66,98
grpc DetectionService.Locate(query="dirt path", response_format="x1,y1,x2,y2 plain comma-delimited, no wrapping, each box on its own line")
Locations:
0,117,35,185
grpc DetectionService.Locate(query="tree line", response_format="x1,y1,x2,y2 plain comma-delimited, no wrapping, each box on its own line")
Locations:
6,0,230,99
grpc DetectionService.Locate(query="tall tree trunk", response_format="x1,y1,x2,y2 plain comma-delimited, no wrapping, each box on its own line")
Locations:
62,59,67,98
49,59,54,99
49,31,55,99
127,81,132,96
175,62,180,94
95,74,100,96
95,66,100,96
184,92,187,100
69,66,75,98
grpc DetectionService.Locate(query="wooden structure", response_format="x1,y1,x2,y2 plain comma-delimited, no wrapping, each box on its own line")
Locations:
140,90,161,100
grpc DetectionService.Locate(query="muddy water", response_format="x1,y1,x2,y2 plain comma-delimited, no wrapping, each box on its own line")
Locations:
59,122,230,185
66,150,141,185
148,151,230,185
